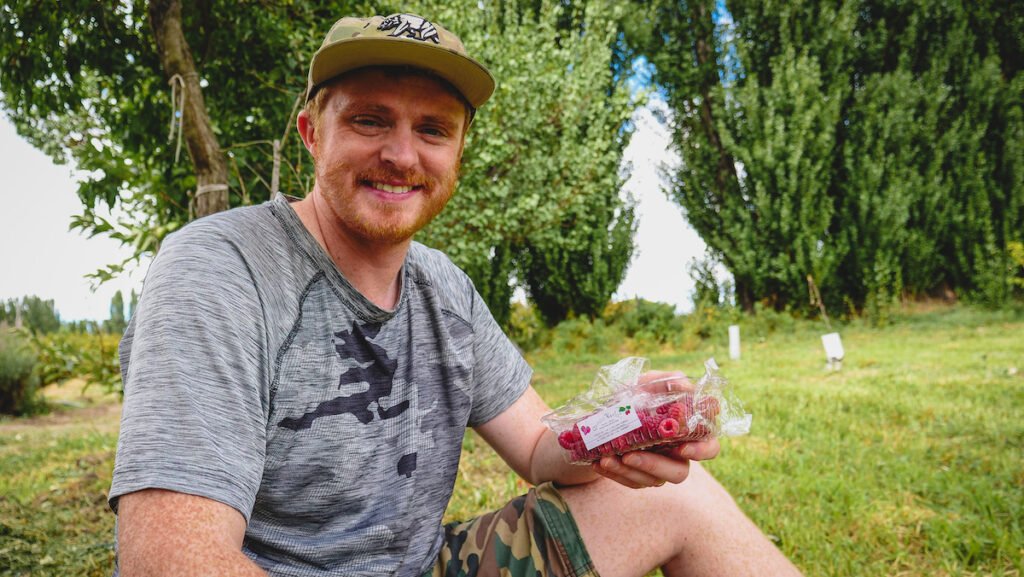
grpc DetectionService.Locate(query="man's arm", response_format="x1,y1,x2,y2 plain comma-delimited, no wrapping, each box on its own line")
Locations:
117,489,266,577
474,374,720,489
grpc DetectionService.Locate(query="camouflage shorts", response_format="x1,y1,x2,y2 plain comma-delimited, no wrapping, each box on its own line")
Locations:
424,482,599,577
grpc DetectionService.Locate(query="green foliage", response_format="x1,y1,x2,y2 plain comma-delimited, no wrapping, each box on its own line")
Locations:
415,0,640,324
1010,241,1024,290
634,0,1024,313
0,0,373,279
0,296,61,335
0,330,44,416
602,298,681,344
104,290,127,336
505,301,548,353
2,0,639,326
545,316,619,358
28,332,122,397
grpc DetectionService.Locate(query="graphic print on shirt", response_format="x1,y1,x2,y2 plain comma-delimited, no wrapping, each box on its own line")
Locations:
278,321,410,431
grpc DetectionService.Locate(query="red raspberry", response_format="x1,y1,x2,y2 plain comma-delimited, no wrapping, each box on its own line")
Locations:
611,436,630,453
658,418,680,439
656,403,671,415
667,402,683,420
558,430,577,450
641,411,661,432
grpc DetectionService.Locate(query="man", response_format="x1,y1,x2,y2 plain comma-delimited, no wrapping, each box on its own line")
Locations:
109,13,802,577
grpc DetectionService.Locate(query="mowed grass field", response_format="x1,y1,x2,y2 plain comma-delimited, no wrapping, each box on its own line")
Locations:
1,304,1021,576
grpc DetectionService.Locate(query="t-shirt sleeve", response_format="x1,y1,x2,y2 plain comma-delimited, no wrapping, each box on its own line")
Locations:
108,225,269,521
466,288,532,426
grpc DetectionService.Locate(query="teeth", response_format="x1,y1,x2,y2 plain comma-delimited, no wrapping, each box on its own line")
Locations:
375,182,414,194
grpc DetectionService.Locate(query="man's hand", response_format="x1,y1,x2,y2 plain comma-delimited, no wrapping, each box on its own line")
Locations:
591,438,721,489
591,370,721,489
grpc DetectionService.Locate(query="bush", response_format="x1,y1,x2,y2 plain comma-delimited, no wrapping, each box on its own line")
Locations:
506,301,549,353
603,299,681,344
30,332,122,396
546,317,619,358
0,330,45,416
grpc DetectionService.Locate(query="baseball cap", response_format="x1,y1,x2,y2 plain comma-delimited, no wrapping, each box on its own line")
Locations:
306,13,496,108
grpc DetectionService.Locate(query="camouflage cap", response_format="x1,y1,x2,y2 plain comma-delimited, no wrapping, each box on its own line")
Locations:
306,13,495,108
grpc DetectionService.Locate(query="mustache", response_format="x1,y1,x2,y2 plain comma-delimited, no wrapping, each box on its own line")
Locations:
318,162,438,192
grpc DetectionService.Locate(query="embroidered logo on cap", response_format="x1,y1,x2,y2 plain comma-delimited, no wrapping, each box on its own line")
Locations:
378,14,440,44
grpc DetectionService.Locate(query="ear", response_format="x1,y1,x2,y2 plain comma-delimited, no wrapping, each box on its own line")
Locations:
297,109,316,156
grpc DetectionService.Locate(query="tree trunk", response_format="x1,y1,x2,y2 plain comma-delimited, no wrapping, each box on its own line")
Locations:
148,0,229,217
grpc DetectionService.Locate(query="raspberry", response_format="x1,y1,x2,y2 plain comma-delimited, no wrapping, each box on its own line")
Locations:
658,418,680,439
557,430,577,450
656,404,670,415
667,402,684,420
640,411,661,432
611,436,630,453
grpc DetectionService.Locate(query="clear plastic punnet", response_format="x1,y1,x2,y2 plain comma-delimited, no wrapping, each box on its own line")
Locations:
541,357,752,465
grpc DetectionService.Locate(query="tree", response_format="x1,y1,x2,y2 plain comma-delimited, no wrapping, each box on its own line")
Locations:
415,0,640,325
1,0,366,280
128,289,139,321
634,0,1023,313
107,290,127,334
3,296,62,334
2,0,640,325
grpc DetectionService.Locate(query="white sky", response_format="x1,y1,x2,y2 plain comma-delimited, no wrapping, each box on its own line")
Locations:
0,99,704,322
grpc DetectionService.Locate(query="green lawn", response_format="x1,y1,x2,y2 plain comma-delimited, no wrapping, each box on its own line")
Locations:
1,305,1022,576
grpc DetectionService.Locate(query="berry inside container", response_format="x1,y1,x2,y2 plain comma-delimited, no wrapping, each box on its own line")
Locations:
542,357,752,465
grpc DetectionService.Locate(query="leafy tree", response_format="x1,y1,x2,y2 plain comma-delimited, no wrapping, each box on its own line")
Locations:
106,290,127,335
633,0,1022,313
128,289,139,321
1,0,370,281
2,0,640,326
398,0,641,324
2,296,62,334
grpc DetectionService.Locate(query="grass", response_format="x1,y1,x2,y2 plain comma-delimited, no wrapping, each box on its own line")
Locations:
1,304,1022,576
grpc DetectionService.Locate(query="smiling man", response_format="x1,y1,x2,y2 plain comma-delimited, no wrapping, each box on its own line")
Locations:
108,13,803,577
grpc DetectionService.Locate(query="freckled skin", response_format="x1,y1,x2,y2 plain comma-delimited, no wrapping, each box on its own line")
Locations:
118,490,263,576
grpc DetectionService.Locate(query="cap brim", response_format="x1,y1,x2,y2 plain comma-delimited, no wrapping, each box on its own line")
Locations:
309,37,495,108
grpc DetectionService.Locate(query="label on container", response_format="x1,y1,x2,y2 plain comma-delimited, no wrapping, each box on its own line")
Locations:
578,403,642,450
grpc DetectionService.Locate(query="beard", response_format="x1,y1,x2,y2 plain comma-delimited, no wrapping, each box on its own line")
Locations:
314,159,459,244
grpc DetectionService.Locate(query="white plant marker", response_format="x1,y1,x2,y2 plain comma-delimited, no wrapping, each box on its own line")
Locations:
822,332,844,371
729,325,741,360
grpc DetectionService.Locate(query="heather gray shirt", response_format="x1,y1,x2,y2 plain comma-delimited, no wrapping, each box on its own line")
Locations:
109,195,531,577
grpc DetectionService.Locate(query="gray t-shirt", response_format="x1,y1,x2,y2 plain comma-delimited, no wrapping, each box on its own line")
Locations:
109,195,531,576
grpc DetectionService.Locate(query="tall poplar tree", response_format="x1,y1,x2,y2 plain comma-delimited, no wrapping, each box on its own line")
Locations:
635,0,1022,313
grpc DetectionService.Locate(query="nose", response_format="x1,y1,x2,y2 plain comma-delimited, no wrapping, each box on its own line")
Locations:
379,127,418,171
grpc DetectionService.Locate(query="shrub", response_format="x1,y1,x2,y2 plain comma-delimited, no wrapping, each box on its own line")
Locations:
1009,241,1024,292
29,331,122,396
0,330,45,416
547,317,619,358
506,301,549,353
603,299,681,344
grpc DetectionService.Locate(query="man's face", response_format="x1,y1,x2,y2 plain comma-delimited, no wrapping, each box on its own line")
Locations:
303,67,467,245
